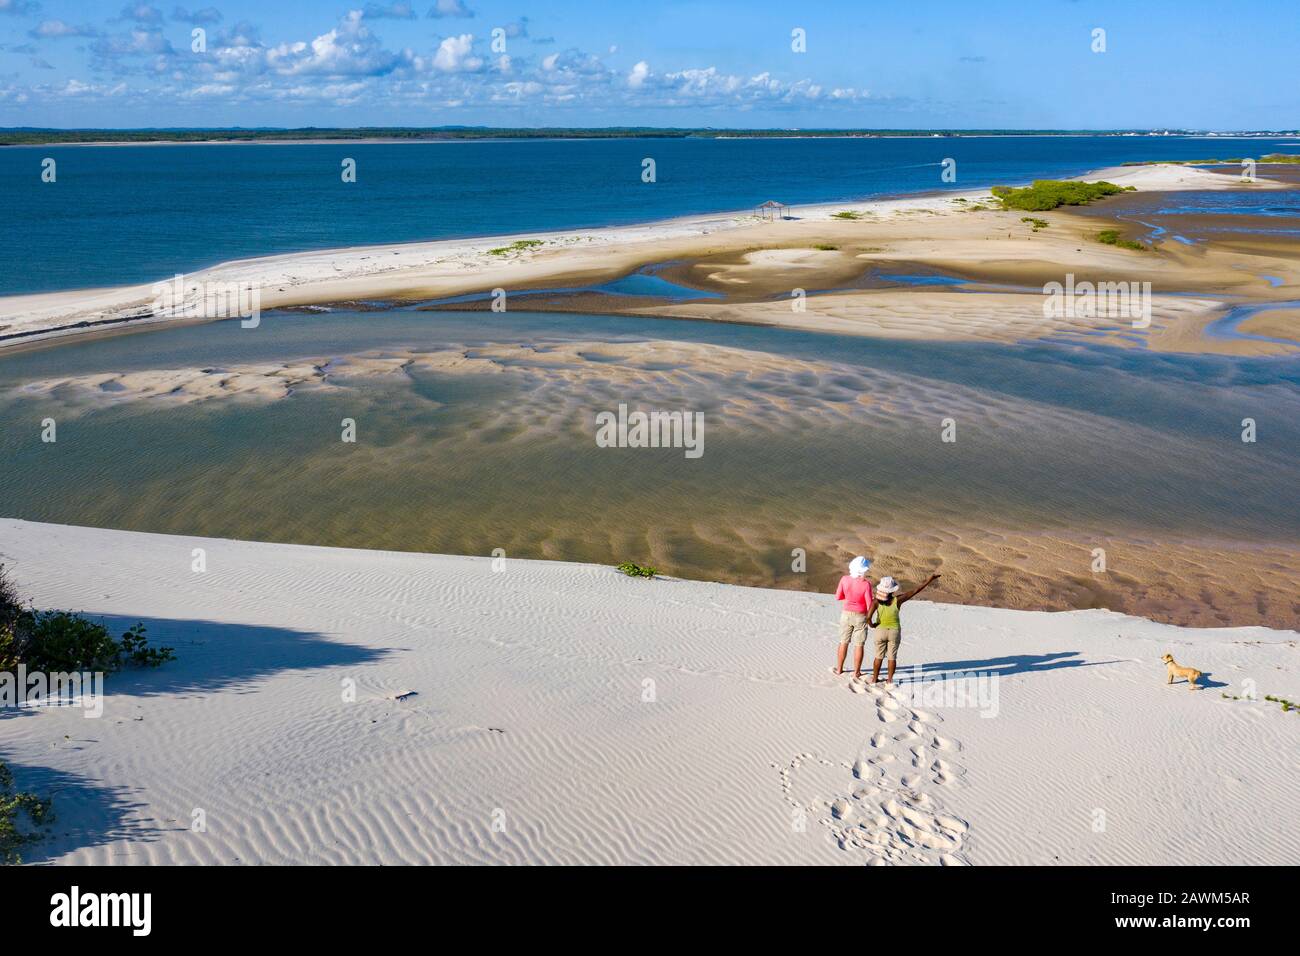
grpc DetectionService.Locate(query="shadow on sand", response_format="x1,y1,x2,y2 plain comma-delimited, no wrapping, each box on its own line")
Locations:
897,651,1125,681
84,613,393,698
3,614,394,862
2,759,152,865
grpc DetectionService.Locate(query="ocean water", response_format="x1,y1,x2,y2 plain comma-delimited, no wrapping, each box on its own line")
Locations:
0,307,1295,555
3,135,1298,295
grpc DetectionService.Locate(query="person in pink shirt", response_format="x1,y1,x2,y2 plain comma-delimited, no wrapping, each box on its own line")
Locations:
833,555,875,679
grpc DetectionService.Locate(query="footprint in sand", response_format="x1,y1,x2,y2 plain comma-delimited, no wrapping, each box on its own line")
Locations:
930,758,967,787
780,717,971,865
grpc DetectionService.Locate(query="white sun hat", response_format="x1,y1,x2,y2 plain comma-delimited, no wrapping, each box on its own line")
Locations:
848,556,872,578
875,576,900,597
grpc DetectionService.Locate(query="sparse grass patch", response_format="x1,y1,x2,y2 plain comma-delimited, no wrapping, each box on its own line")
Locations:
990,179,1134,211
616,562,659,579
812,244,838,251
487,239,545,256
831,211,864,220
1021,217,1049,232
1096,229,1147,252
0,759,52,865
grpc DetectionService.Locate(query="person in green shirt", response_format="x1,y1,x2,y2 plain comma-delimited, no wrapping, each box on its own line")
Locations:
869,572,941,684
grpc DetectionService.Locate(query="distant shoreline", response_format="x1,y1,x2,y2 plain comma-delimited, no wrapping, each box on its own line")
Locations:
3,127,1299,147
1,161,1294,358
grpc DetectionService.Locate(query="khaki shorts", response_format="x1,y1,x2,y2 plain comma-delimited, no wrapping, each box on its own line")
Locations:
838,611,868,647
872,626,902,660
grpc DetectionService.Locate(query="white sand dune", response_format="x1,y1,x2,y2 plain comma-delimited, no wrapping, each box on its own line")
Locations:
2,518,1297,865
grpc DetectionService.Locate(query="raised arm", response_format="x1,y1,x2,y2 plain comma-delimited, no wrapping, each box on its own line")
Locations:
898,573,941,604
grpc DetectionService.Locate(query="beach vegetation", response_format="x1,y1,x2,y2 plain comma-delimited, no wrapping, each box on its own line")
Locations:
487,239,545,256
831,211,864,220
1123,155,1300,166
813,244,839,251
12,614,174,673
1096,229,1147,251
0,567,173,674
990,180,1134,211
0,759,52,865
1121,159,1242,166
1021,217,1049,232
616,562,659,579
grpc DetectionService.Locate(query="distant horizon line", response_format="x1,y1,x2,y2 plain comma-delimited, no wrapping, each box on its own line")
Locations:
3,126,1298,147
5,125,1300,133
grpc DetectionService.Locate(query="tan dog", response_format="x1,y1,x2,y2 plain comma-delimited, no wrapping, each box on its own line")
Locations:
1162,653,1202,691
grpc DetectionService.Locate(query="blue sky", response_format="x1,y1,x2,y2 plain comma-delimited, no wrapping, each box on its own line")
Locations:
0,0,1297,129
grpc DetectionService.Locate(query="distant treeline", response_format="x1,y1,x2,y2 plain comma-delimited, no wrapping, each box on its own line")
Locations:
1123,154,1300,165
5,127,1293,146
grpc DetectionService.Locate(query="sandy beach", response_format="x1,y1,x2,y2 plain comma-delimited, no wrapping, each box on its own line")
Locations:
3,518,1297,866
3,163,1296,356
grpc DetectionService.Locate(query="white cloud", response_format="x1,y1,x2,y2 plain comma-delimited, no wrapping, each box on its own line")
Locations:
118,3,163,24
30,19,101,38
3,8,884,118
431,33,481,72
0,0,40,15
427,0,472,18
171,6,223,25
265,11,407,77
362,2,417,19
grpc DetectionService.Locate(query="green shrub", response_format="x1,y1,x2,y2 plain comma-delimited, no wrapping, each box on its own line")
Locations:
0,565,174,675
0,566,22,673
990,180,1134,211
12,613,174,673
18,612,124,673
0,760,52,865
616,562,659,579
1096,229,1147,252
1021,217,1049,232
812,244,838,251
831,211,864,220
